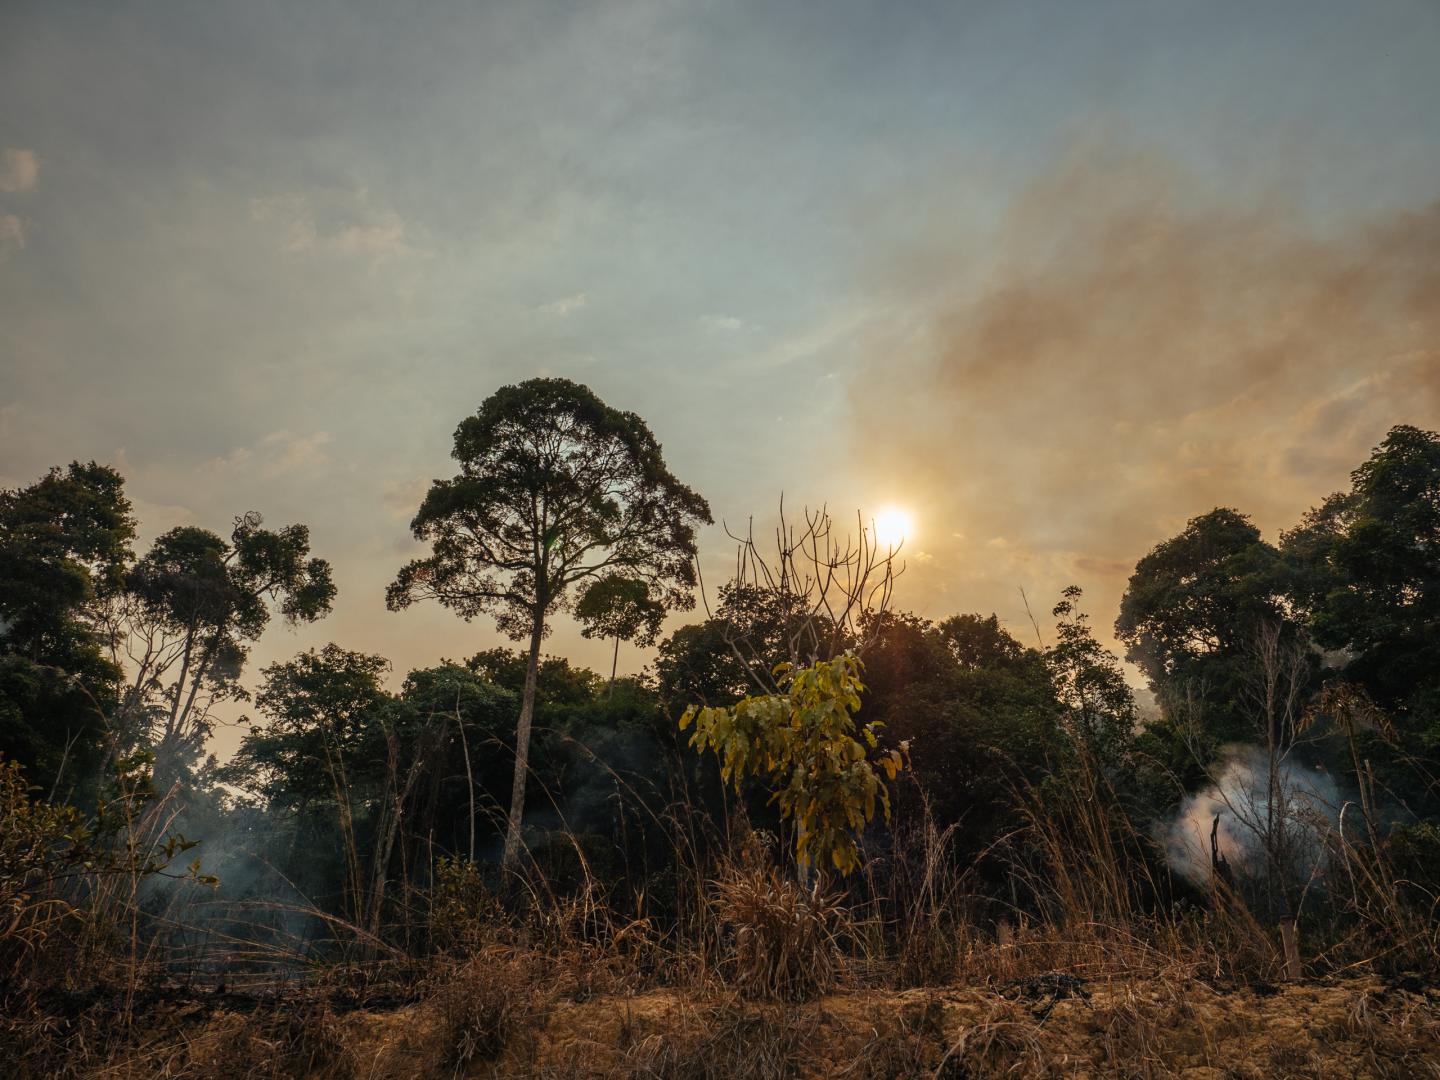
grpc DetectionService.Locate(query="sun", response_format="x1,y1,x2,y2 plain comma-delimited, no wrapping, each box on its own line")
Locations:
871,506,914,551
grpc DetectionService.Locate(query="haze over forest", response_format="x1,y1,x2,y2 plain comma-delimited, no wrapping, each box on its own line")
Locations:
3,0,1439,762
7,6,1440,1077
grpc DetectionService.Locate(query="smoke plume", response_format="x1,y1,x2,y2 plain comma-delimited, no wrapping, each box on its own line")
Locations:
847,140,1440,637
1162,744,1341,888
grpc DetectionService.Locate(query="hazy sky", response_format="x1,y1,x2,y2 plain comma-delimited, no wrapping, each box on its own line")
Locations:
3,2,1438,755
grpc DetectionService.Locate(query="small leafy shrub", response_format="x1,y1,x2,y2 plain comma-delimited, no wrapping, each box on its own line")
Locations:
0,757,88,970
426,855,505,956
1,752,217,986
681,654,906,874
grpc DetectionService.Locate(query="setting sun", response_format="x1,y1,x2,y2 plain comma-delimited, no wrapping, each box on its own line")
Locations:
872,506,914,550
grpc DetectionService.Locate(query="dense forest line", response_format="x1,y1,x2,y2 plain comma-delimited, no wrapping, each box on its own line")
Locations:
2,380,1438,1076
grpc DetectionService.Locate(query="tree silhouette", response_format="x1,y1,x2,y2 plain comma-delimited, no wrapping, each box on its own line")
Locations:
386,378,711,866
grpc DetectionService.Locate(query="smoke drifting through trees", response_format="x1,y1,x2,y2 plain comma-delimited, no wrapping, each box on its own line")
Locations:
1163,745,1341,889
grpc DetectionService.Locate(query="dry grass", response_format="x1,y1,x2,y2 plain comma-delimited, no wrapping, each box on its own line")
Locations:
425,952,537,1073
0,992,357,1080
5,923,1438,1077
710,856,846,1002
431,973,1436,1079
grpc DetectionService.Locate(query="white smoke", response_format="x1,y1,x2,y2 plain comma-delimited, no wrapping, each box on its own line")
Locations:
1163,744,1341,889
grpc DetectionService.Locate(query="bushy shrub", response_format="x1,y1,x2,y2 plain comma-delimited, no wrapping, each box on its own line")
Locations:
711,845,844,1002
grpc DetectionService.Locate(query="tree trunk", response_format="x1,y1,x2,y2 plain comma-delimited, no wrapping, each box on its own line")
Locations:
502,619,544,868
367,721,433,942
1279,917,1301,981
457,708,476,862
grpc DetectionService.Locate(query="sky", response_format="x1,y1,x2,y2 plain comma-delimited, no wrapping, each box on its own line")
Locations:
2,1,1438,757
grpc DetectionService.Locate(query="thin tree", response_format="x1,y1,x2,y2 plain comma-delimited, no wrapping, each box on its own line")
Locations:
709,502,903,694
574,573,666,690
104,512,334,788
386,378,711,867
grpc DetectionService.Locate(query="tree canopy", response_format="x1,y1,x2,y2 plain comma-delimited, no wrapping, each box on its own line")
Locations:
112,512,335,786
1116,507,1291,742
387,377,712,864
387,378,711,636
0,463,135,796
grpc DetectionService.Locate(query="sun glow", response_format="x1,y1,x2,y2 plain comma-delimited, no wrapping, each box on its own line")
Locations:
871,506,914,551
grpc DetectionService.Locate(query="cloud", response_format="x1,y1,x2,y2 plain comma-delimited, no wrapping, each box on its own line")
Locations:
330,213,409,258
0,149,38,194
382,474,431,521
700,313,743,332
537,292,588,316
203,431,332,479
249,194,317,251
249,189,419,262
849,141,1440,642
0,150,35,264
0,214,25,262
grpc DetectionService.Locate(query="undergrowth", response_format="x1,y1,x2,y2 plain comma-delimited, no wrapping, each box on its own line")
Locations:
1,744,1437,1078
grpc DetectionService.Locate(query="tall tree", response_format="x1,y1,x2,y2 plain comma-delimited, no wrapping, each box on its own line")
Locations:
108,512,335,786
1283,425,1440,818
1048,586,1137,761
386,378,711,866
1284,425,1440,725
1116,508,1292,742
0,463,135,795
224,645,394,922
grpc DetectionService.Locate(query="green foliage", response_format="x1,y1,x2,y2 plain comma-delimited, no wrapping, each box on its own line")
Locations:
1047,586,1138,759
1281,425,1440,819
386,377,711,636
1,753,214,976
1284,425,1440,727
857,610,1061,867
575,573,668,649
0,463,136,796
118,511,335,783
464,646,600,708
1116,426,1440,828
938,612,1030,670
0,756,90,943
656,582,827,713
680,655,904,875
656,618,760,712
1116,508,1292,743
0,462,135,623
426,855,503,954
222,644,393,809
